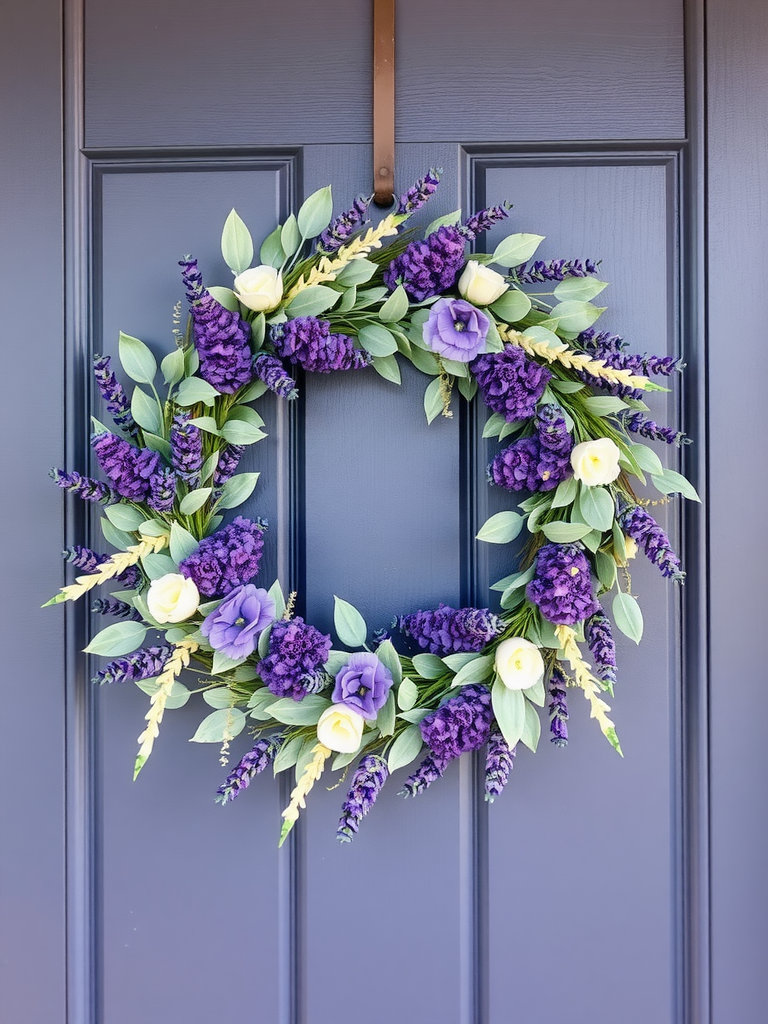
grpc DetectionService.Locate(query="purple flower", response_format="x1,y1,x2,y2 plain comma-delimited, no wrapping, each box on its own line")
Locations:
92,354,138,438
461,202,511,239
171,413,203,487
201,585,276,660
51,469,116,505
399,604,503,655
332,652,393,720
271,318,371,373
548,664,569,746
534,403,574,488
317,194,372,253
471,346,552,422
147,465,176,513
337,754,389,842
213,445,246,488
420,684,493,761
526,543,599,625
92,645,172,686
216,735,282,804
400,752,448,797
514,258,599,283
396,168,441,216
484,728,516,802
62,545,110,574
423,298,490,363
257,617,332,701
91,597,141,620
383,225,466,301
585,609,617,690
621,411,690,447
489,436,540,492
617,503,685,582
178,516,266,598
252,352,298,399
90,431,162,503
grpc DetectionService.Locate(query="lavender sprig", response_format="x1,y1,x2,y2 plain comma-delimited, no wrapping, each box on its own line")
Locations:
617,502,685,582
213,445,246,488
93,354,139,438
461,202,511,239
171,413,204,487
252,353,298,399
337,755,389,842
216,736,282,804
621,411,691,447
396,168,441,215
548,665,569,746
316,194,372,254
92,645,172,686
514,258,598,283
585,610,617,691
399,752,448,797
63,545,109,574
51,469,116,504
91,597,141,620
484,728,516,802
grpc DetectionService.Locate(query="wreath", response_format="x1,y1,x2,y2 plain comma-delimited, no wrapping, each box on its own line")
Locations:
46,169,698,844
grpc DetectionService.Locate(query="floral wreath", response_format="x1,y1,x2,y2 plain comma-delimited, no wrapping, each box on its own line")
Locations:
46,169,698,845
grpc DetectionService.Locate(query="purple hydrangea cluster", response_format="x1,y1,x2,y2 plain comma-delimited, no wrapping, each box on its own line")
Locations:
337,754,390,842
396,168,441,216
92,354,138,438
420,684,494,762
526,543,599,625
92,645,172,686
180,257,254,394
51,469,116,505
178,516,266,597
171,413,203,487
471,346,552,422
213,444,245,488
270,318,371,373
548,664,569,746
216,735,282,804
484,728,516,802
514,258,598,283
461,202,511,239
585,609,617,690
621,411,690,448
617,504,685,582
399,603,503,655
383,225,466,301
317,194,371,253
257,617,332,701
252,352,298,399
489,403,573,492
91,597,141,620
91,431,176,511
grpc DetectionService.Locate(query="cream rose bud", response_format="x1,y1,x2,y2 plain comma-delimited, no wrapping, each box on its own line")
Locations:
570,437,622,487
233,265,283,312
495,637,545,691
316,704,365,753
147,573,200,624
457,260,509,306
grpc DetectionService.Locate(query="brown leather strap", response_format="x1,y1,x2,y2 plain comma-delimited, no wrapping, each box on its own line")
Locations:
372,0,395,207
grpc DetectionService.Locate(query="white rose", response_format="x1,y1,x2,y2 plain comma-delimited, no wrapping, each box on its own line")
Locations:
233,265,283,312
147,573,200,623
495,637,545,691
316,705,365,753
457,260,509,306
570,437,622,486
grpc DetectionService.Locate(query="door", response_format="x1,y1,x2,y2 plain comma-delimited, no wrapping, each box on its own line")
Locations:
1,1,766,1022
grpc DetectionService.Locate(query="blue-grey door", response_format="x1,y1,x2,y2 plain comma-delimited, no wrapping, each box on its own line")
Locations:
2,1,766,1022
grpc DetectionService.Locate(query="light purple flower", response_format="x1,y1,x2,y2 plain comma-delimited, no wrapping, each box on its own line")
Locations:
423,298,490,363
332,652,393,720
201,584,276,660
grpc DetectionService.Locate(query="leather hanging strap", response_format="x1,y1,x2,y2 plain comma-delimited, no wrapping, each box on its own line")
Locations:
372,0,395,207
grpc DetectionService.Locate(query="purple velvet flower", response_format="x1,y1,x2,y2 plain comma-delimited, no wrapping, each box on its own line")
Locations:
332,652,393,720
461,203,511,239
92,645,172,686
585,609,617,690
91,431,162,503
514,258,599,283
252,352,298,399
400,752,448,797
383,225,466,301
399,604,502,655
180,257,254,394
317,194,371,253
420,684,494,761
216,735,282,804
617,504,685,582
484,728,516,802
91,597,141,620
423,298,490,362
51,469,116,505
621,411,690,447
526,543,599,625
178,516,266,598
257,617,332,701
396,168,441,216
337,754,389,842
147,465,176,513
201,585,276,660
270,318,371,373
92,354,138,438
471,346,552,422
171,413,203,487
548,664,569,746
489,437,541,492
213,445,246,488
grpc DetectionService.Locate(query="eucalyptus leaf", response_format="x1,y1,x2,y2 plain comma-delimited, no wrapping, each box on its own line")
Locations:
324,650,350,676
203,686,237,709
397,707,430,724
551,474,579,509
142,432,172,460
119,332,157,385
482,411,506,439
397,678,419,711
189,708,246,743
491,678,526,749
335,258,378,286
101,518,134,551
543,301,605,334
273,735,304,774
628,443,664,476
491,566,534,592
540,521,593,543
409,345,441,375
577,485,615,532
297,185,333,239
520,700,542,752
582,395,629,416
423,377,444,424
175,376,219,408
221,209,253,275
237,378,268,404
134,677,190,709
161,348,186,386
259,225,285,269
550,379,585,394
377,691,396,737
612,591,644,644
212,649,246,675
490,288,532,323
411,653,446,680
491,233,545,268
372,354,401,384
179,488,212,515
451,654,494,687
457,376,478,402
269,694,332,726
131,387,162,434
333,595,367,648
553,277,608,302
169,522,199,563
651,467,701,502
84,620,147,657
523,677,545,707
267,579,286,619
207,286,240,311
285,285,340,318
376,639,402,685
141,553,177,580
595,550,617,591
138,518,169,538
219,420,267,446
105,503,144,532
358,323,397,357
378,285,409,323
476,511,524,544
280,214,301,257
387,725,423,772
423,209,461,236
216,472,260,510
442,652,478,672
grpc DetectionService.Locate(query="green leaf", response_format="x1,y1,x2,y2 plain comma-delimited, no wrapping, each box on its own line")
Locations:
237,379,268,405
285,285,340,318
551,474,579,509
424,209,461,236
377,691,396,737
491,678,526,749
442,652,478,672
268,579,286,619
84,620,147,657
219,419,267,446
297,185,333,239
335,259,378,286
356,286,389,309
216,472,260,510
540,521,593,543
612,591,643,644
269,694,332,726
376,639,402,685
491,232,545,268
207,286,239,311
141,553,177,580
169,522,199,563
411,653,446,680
273,735,304,774
189,707,246,743
130,387,162,435
211,649,246,675
185,346,200,377
451,654,494,687
523,677,545,707
491,566,534,592
333,595,367,647
259,225,285,268
595,550,617,591
179,487,212,515
409,345,440,376
142,432,172,460
387,725,423,772
104,503,144,532
372,354,401,384
101,518,134,551
119,332,157,385
324,650,350,676
523,325,563,349
257,623,273,659
520,700,542,752
553,277,608,302
337,286,357,314
550,379,585,394
397,678,419,711
490,288,531,323
627,443,664,476
577,485,614,532
280,214,301,257
651,467,701,502
582,395,629,416
398,707,430,724
476,511,524,544
203,686,237,709
484,317,504,353
423,377,444,424
358,323,397,357
543,301,605,334
378,285,409,323
221,209,253,275
482,412,506,439
135,677,190,709
161,348,186,386
175,376,220,407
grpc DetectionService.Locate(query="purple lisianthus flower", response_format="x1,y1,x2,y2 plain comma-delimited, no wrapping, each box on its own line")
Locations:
423,298,490,363
333,652,393,720
201,585,276,660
